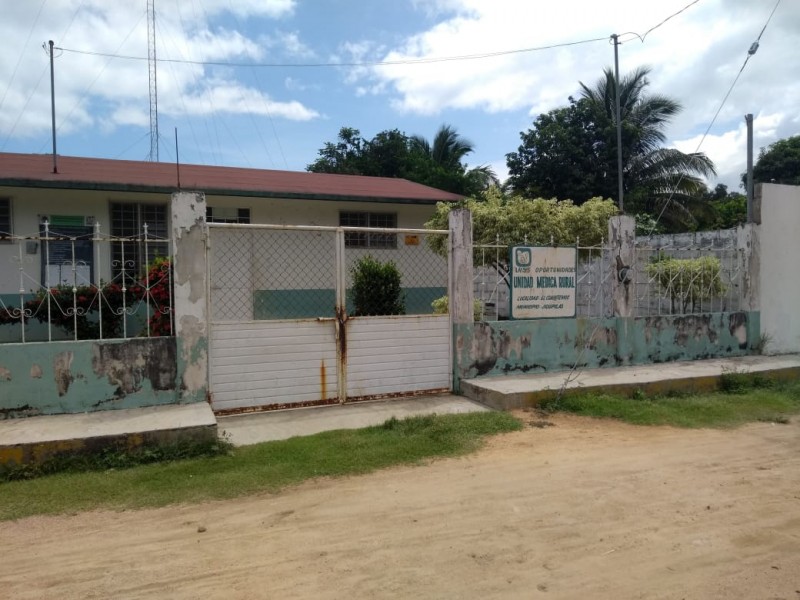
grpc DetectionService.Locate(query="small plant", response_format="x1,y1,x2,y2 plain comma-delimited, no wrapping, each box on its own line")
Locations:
754,332,773,355
350,255,405,316
719,368,773,394
431,295,484,321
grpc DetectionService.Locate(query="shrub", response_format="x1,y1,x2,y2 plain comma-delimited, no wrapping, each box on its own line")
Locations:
645,255,725,313
431,295,483,321
350,255,405,316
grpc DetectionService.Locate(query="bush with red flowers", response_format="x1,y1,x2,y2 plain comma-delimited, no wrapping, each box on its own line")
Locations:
0,258,173,340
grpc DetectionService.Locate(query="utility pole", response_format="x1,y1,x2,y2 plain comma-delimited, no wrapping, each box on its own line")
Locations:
48,40,58,174
611,34,623,213
745,113,754,222
147,0,159,162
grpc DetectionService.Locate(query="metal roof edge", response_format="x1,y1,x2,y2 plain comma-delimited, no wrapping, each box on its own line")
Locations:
0,178,459,205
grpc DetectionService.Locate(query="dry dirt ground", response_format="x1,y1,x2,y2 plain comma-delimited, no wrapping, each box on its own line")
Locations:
1,412,799,600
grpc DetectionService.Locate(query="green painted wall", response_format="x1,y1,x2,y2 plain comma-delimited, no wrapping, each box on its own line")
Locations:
454,311,759,385
253,286,447,319
0,337,181,418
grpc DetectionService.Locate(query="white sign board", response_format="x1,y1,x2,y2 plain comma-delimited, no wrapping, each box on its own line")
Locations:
510,246,577,319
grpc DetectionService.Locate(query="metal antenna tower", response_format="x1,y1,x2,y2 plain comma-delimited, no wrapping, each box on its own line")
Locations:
147,0,159,161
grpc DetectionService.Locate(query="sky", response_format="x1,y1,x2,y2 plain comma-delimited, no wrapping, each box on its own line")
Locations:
0,0,797,194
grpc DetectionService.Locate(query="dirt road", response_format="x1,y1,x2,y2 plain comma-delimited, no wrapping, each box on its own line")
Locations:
2,413,799,599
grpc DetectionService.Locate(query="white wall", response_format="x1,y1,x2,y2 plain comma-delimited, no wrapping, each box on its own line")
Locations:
0,187,167,295
759,184,800,354
0,187,444,295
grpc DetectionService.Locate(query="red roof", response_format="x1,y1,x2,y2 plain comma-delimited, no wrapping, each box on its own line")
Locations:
0,152,463,204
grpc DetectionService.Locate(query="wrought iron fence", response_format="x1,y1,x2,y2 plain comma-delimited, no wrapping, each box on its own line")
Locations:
207,223,449,321
0,222,172,343
633,230,742,316
473,237,614,320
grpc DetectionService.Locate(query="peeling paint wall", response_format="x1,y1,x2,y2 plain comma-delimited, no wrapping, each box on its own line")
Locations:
0,337,178,419
454,312,759,384
171,191,209,404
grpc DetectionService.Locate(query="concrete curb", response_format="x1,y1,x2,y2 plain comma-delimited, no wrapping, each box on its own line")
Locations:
0,403,217,473
461,355,800,411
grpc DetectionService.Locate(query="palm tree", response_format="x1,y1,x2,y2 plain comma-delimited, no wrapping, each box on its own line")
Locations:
579,66,716,229
410,125,499,196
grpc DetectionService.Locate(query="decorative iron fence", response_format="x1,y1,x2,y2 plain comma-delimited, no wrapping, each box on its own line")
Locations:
633,230,742,316
0,222,172,343
471,228,742,320
473,237,614,320
207,223,449,321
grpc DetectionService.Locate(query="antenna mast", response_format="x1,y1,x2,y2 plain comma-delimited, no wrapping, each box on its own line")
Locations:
147,0,159,161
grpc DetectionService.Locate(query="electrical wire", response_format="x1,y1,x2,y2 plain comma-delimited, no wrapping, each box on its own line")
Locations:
617,0,703,44
647,0,781,234
54,36,609,69
35,9,147,154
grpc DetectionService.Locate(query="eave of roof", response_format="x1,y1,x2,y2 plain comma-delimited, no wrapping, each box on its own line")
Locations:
0,152,464,205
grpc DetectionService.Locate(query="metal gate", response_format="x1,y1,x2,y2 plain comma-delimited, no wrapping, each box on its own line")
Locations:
206,223,451,413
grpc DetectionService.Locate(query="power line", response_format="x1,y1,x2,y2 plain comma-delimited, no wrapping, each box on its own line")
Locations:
54,36,609,69
618,0,704,44
647,0,781,234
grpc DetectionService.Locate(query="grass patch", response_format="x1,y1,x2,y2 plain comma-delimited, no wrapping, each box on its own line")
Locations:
0,411,521,522
541,379,800,429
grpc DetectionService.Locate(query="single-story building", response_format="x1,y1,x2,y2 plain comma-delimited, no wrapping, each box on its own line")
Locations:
0,152,461,323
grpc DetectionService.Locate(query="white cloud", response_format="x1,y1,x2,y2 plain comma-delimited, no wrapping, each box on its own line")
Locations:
174,82,319,121
674,112,786,190
0,0,316,145
345,0,800,187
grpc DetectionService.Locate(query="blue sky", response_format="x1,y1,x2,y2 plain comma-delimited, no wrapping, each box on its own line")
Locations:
1,0,797,191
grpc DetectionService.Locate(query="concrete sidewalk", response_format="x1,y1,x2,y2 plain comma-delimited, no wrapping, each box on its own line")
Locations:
460,354,800,410
2,354,798,467
0,403,217,471
218,394,488,446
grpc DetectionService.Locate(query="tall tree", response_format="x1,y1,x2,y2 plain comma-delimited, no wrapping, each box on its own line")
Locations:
308,124,496,197
749,135,800,186
506,66,716,231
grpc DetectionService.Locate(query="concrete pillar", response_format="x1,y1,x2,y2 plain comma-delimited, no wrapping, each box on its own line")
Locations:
608,215,636,317
736,223,760,312
448,208,474,325
171,191,208,403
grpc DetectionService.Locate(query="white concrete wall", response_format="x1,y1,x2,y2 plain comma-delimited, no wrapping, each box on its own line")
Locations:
0,187,442,295
759,184,800,353
0,187,169,294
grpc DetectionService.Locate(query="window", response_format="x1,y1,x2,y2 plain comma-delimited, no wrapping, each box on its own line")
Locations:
206,206,251,224
340,211,397,248
0,198,11,239
110,202,168,279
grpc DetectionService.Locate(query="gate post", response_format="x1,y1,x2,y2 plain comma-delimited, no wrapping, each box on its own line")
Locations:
171,191,209,403
334,228,347,403
449,208,473,392
448,208,474,325
608,215,636,318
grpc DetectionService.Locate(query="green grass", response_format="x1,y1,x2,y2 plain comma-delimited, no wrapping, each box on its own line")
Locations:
541,378,800,428
0,411,522,522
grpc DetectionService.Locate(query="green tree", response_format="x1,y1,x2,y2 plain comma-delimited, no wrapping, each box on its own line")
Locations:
749,135,800,185
425,193,618,269
307,124,496,197
507,66,716,231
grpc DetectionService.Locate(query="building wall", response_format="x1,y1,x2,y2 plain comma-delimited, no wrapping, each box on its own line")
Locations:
0,187,443,301
0,187,170,295
759,183,800,353
453,311,759,384
0,337,179,418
